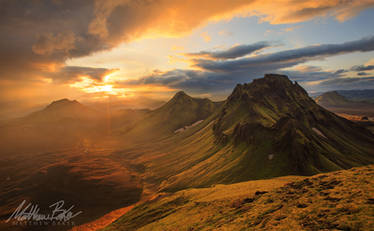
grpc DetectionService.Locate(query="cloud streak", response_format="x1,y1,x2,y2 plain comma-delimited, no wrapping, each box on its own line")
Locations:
319,76,374,90
351,64,374,71
185,41,273,60
194,36,374,72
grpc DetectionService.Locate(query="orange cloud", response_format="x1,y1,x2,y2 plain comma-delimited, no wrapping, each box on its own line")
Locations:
88,0,374,46
248,0,374,24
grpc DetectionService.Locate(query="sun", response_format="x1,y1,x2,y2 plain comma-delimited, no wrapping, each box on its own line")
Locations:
84,84,119,95
69,76,125,96
94,84,113,93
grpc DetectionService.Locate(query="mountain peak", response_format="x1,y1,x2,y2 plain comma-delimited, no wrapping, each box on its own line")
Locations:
228,74,308,105
328,91,347,98
252,73,296,88
208,73,374,179
44,98,82,111
24,98,98,122
125,90,220,137
321,91,341,97
174,91,189,98
214,74,319,144
169,91,193,104
264,73,290,81
49,98,79,105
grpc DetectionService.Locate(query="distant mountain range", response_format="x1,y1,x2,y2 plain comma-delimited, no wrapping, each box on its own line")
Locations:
313,89,374,103
315,91,351,107
315,91,374,118
26,98,100,122
337,89,374,103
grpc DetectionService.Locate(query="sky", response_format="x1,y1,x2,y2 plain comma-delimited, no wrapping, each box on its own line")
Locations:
1,0,374,118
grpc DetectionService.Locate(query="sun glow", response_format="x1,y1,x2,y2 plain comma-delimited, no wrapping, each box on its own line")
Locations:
69,76,130,97
103,71,118,83
85,84,114,94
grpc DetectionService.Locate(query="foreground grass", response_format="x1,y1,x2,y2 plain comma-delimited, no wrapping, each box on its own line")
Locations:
102,165,374,231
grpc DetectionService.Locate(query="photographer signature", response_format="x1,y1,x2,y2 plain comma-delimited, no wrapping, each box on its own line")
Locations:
6,200,82,223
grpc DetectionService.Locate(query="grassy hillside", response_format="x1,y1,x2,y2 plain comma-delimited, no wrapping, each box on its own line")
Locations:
102,165,374,231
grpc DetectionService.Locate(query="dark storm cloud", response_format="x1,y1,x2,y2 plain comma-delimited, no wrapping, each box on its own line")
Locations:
0,0,97,82
185,41,273,60
0,0,257,84
1,0,373,84
0,0,257,77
